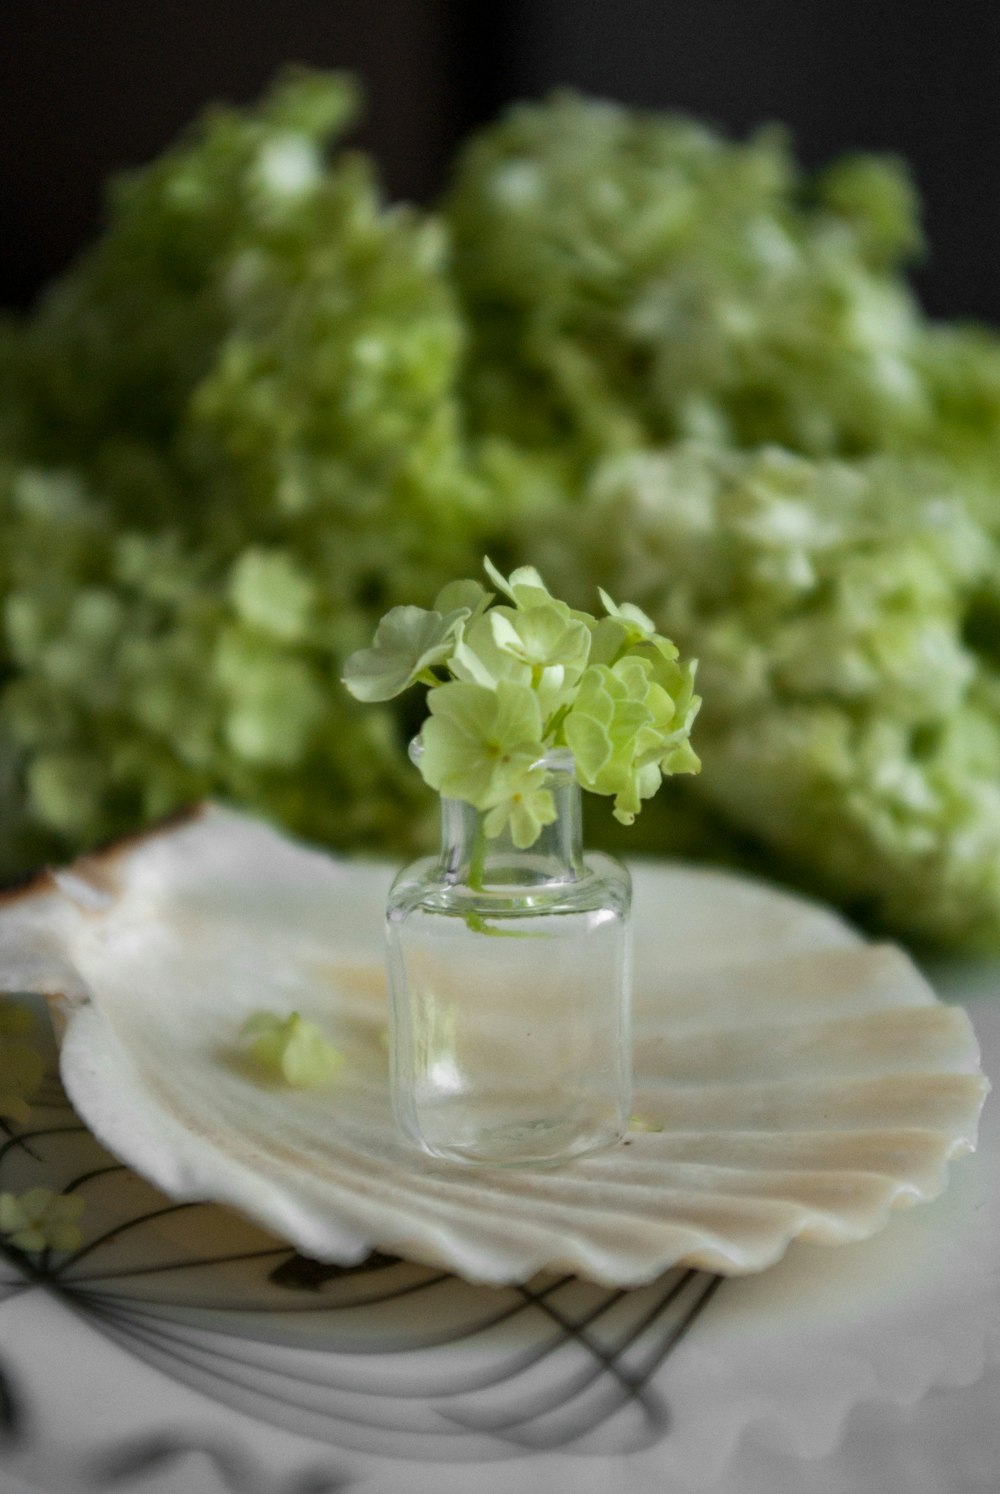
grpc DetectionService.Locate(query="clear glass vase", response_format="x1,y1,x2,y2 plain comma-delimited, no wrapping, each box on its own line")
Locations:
385,746,632,1166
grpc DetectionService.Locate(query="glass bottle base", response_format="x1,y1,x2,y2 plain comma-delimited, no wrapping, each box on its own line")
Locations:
399,1093,627,1167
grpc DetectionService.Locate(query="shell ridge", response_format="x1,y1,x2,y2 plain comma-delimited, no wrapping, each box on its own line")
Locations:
0,806,988,1286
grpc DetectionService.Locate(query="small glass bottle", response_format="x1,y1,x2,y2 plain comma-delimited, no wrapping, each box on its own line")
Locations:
385,745,632,1166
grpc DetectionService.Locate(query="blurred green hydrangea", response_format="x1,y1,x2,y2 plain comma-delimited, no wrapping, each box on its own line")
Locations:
444,90,1000,948
446,93,933,459
446,90,1000,497
525,443,1000,949
0,68,492,867
4,72,1000,953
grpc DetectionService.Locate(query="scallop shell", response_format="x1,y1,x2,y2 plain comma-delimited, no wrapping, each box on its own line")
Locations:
0,804,987,1286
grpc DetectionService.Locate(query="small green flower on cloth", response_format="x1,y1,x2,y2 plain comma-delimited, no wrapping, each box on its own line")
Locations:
0,1188,85,1253
343,558,701,846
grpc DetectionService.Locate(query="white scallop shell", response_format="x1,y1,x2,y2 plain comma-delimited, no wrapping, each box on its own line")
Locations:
0,805,988,1286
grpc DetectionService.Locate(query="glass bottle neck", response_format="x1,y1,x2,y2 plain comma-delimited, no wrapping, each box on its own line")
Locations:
437,766,585,890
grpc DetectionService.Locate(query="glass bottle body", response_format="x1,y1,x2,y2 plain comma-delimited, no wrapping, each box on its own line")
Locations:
385,754,632,1166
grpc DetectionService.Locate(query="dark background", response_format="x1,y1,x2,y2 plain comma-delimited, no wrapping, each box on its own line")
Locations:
2,0,999,323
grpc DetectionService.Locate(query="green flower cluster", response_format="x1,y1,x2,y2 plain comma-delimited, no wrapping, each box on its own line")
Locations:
4,71,1000,950
343,559,700,846
0,1187,84,1253
446,92,996,472
443,91,1000,948
240,1009,344,1088
529,444,1000,947
0,69,484,869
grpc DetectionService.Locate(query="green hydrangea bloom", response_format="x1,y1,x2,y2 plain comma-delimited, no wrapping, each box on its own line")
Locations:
531,442,1000,948
419,679,546,810
0,1188,85,1252
5,70,1000,954
228,548,317,643
481,770,558,848
240,1010,344,1088
446,92,937,462
346,558,700,845
449,604,590,721
0,70,488,874
565,653,700,824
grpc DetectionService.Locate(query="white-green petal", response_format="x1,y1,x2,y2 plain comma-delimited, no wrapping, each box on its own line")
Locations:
241,1011,344,1088
484,783,557,847
419,680,545,808
483,556,555,610
598,587,657,636
564,711,614,784
434,578,492,619
341,605,469,702
449,613,532,689
489,605,591,675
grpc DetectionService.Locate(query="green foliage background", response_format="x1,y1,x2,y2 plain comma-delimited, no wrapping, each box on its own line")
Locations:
3,70,1000,951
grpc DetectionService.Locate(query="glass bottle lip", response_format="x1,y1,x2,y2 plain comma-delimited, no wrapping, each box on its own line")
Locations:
408,735,576,780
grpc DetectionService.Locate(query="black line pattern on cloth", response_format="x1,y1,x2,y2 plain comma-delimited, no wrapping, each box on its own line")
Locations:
0,1038,725,1471
0,1363,22,1444
83,1434,354,1493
